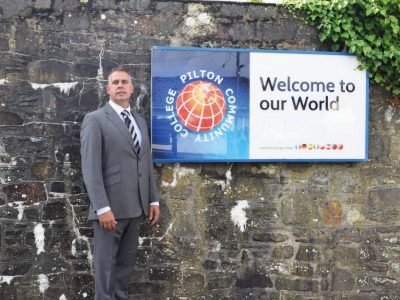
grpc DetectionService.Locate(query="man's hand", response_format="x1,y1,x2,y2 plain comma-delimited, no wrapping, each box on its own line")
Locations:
148,205,160,226
98,210,117,231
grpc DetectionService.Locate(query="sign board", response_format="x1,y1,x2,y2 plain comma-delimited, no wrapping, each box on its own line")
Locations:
151,47,368,163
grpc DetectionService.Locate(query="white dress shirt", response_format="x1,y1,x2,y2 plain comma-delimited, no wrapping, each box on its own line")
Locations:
108,100,142,146
97,100,159,216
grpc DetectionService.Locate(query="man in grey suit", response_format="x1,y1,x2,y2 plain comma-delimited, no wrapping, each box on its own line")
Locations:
80,67,160,300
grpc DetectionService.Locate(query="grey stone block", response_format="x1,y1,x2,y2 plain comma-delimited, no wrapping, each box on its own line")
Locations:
27,60,71,83
34,0,51,9
331,268,355,291
0,0,32,19
63,11,90,31
94,0,115,10
0,111,24,125
53,0,80,11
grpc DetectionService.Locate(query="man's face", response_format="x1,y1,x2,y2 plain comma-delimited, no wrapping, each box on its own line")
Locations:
107,71,134,107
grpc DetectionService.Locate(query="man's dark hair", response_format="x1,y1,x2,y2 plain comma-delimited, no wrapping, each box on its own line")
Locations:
108,67,132,81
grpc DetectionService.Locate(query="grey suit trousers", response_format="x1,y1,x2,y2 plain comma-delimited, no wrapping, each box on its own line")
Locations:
93,216,143,300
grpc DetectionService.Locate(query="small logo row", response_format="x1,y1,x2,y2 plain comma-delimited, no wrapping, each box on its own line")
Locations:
295,144,344,150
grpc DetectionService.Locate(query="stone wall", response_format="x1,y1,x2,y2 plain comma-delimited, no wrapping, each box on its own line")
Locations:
0,0,399,299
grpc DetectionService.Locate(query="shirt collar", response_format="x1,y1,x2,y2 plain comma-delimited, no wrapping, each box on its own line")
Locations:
109,100,131,116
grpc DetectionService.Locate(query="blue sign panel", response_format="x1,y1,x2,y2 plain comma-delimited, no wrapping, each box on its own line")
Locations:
151,47,368,163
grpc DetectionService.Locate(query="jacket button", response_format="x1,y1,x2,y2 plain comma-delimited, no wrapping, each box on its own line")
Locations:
139,173,142,177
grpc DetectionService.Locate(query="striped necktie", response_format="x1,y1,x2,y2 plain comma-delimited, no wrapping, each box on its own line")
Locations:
121,110,140,154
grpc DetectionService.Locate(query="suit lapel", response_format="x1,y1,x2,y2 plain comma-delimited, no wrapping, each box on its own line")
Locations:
104,103,139,156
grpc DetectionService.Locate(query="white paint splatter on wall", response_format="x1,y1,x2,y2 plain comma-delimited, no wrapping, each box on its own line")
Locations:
230,200,249,232
7,201,24,220
162,164,196,187
31,82,78,95
391,263,400,273
138,237,145,246
211,241,221,252
225,165,232,188
185,17,196,27
198,13,211,24
71,238,77,257
66,197,93,271
0,276,15,284
37,274,49,294
34,223,45,254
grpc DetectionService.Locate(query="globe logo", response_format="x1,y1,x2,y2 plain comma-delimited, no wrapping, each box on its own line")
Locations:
176,80,226,132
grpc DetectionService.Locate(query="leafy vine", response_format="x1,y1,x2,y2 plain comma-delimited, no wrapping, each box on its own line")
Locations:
283,0,399,105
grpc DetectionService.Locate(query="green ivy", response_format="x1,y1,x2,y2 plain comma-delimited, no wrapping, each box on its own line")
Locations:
80,0,89,4
283,0,400,101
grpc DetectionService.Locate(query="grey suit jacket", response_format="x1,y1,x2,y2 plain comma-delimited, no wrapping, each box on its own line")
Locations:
80,103,160,220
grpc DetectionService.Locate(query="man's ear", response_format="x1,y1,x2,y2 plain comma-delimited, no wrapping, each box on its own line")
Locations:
106,84,110,95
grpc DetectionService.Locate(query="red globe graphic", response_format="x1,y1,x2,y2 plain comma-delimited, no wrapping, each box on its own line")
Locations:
176,80,226,132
